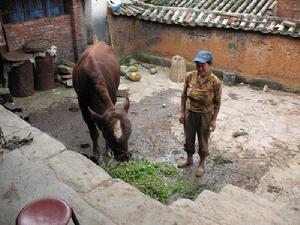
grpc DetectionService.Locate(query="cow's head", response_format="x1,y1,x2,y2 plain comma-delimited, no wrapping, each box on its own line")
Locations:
89,97,132,161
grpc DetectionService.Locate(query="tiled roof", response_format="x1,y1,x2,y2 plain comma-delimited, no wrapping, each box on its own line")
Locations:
147,0,276,16
113,0,300,38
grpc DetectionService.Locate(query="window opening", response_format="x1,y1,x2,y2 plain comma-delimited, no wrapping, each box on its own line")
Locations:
0,0,69,24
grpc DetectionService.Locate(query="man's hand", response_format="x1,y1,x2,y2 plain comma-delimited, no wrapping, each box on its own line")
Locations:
210,119,216,130
179,112,185,124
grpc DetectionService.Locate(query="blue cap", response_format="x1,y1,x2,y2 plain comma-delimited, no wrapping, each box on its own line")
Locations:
193,50,213,63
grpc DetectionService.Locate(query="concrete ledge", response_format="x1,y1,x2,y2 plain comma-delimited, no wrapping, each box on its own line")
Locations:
0,105,31,137
48,150,111,193
20,132,66,161
83,178,190,225
0,149,115,225
170,198,219,225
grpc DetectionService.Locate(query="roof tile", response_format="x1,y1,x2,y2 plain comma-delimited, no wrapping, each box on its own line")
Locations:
113,0,300,38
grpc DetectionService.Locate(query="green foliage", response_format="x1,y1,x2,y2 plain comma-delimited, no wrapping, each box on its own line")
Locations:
119,54,135,65
249,78,283,90
211,69,223,80
208,154,233,166
186,63,196,72
107,160,186,203
235,74,248,84
267,185,282,193
133,53,171,68
181,184,206,200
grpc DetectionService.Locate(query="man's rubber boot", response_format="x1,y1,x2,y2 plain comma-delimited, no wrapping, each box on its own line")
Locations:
196,166,205,177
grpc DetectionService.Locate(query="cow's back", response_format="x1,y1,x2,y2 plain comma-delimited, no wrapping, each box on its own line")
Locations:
73,42,120,112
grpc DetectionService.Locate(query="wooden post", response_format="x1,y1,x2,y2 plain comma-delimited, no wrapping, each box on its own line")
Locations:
170,55,186,82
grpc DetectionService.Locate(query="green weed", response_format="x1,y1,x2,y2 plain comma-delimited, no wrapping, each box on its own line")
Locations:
208,154,233,166
267,185,282,193
106,160,186,203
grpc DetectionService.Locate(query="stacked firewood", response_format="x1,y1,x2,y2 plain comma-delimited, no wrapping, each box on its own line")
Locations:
57,60,75,87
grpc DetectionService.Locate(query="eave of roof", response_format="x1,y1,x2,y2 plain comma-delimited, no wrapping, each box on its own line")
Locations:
148,0,277,16
112,0,300,39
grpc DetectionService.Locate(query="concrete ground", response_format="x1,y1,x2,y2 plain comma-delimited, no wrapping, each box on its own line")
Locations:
0,64,299,224
16,65,300,203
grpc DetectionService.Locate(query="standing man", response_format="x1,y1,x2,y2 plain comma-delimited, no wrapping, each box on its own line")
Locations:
178,50,222,177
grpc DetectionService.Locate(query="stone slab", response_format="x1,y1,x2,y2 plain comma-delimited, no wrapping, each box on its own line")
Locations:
19,132,66,161
169,198,219,225
48,150,111,193
195,190,291,225
0,127,41,161
5,126,41,139
220,184,299,224
117,83,129,97
0,105,31,137
0,149,116,225
84,179,191,225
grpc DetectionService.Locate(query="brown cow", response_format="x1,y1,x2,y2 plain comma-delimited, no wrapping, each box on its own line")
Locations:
72,42,132,161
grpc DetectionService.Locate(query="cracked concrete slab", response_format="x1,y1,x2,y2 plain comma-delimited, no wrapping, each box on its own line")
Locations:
48,150,111,193
0,149,115,225
0,105,31,137
19,132,67,161
84,178,191,225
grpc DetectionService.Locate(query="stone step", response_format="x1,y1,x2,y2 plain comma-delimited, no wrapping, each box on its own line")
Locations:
83,179,197,225
117,83,129,97
47,151,197,224
169,198,222,225
219,184,299,225
193,189,290,225
197,190,258,225
0,150,116,225
220,184,283,211
195,189,297,225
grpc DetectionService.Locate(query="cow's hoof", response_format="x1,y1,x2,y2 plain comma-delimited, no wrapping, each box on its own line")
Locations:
90,155,99,164
79,152,99,164
79,152,90,159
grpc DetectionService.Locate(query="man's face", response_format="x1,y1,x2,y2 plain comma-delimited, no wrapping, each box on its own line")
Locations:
196,62,210,76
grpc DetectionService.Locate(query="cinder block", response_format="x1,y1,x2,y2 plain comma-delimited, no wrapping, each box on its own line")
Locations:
117,84,129,97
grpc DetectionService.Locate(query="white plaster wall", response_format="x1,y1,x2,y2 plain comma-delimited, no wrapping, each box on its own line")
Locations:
91,0,109,42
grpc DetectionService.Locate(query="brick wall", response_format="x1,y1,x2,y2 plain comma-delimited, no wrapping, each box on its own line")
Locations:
3,16,74,62
2,0,87,63
70,0,86,60
108,15,300,88
277,0,300,19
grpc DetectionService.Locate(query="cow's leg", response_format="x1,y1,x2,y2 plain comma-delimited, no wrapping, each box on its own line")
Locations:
105,141,113,157
79,101,100,157
99,141,111,168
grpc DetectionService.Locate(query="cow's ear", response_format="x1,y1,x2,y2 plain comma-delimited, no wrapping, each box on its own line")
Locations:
123,97,130,113
88,108,104,122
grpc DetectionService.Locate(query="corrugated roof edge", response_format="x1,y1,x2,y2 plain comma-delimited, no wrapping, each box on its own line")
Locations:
112,0,300,39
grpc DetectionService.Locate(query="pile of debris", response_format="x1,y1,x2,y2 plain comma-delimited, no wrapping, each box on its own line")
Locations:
0,89,29,122
0,127,33,151
57,59,74,88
